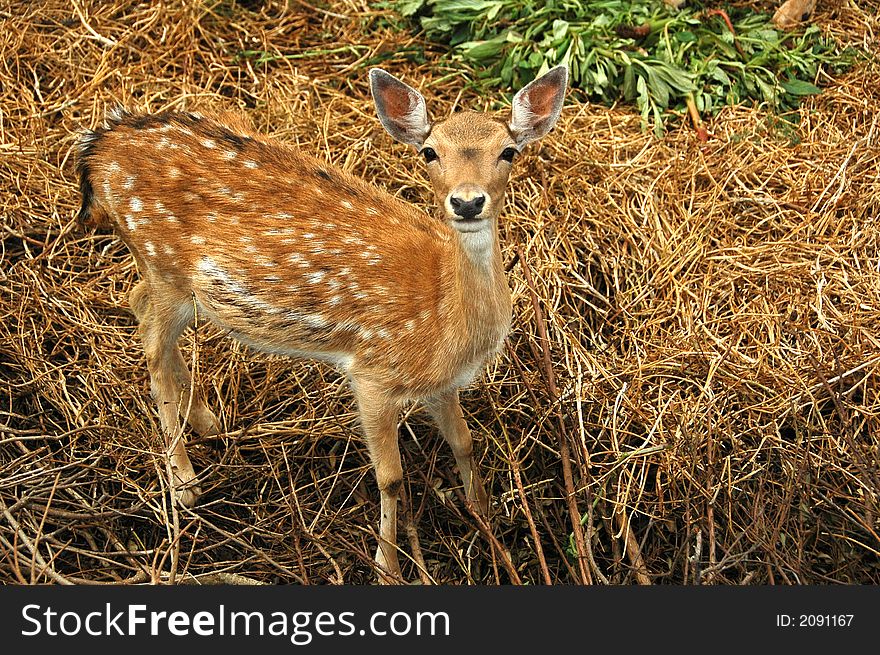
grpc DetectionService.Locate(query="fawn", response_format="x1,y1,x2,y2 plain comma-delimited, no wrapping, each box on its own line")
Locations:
76,66,568,582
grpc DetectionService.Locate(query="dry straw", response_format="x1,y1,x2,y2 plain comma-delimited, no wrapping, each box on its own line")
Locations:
1,0,878,584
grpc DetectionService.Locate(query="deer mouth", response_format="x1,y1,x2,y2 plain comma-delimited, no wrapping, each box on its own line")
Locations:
451,214,489,232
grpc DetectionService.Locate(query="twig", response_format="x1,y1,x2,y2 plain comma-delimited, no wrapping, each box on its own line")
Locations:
462,497,522,585
516,246,592,585
685,93,709,142
702,9,746,59
613,504,652,585
488,393,552,585
70,0,117,47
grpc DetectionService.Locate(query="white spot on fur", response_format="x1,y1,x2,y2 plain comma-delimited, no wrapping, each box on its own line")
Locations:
264,275,281,283
196,256,222,275
404,319,416,332
329,295,342,305
163,244,175,256
366,206,379,216
125,214,137,231
304,314,328,328
123,176,136,190
243,160,258,169
191,235,206,245
341,200,353,210
306,270,326,284
144,242,156,257
202,139,216,149
223,150,237,160
169,167,181,178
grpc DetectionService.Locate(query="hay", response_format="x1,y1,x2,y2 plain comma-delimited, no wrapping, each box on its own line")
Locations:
1,0,878,584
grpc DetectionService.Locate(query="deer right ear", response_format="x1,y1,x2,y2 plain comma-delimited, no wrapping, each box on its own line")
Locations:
370,69,431,148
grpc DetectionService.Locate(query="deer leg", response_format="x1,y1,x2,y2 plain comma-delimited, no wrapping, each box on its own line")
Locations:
425,390,489,515
130,281,220,438
353,379,404,583
135,285,205,507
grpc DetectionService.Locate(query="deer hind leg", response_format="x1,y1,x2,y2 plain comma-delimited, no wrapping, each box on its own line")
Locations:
425,390,489,515
132,280,217,507
352,379,404,583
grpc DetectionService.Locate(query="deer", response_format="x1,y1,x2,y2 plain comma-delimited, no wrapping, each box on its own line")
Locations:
76,65,568,582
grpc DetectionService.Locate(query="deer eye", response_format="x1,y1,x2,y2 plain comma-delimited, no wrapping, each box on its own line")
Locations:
420,147,438,163
500,147,517,162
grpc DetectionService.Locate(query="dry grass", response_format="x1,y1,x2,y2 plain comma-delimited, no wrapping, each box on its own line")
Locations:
1,0,879,585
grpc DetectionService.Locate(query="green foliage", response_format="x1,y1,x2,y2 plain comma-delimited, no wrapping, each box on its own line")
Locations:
391,0,854,135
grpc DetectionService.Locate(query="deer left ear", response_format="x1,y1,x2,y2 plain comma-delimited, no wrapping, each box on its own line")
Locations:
370,68,431,148
509,65,568,147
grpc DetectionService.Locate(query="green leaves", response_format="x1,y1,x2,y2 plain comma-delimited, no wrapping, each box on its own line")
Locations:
393,0,852,135
780,80,822,96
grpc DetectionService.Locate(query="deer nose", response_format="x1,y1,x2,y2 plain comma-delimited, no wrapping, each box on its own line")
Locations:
449,194,486,220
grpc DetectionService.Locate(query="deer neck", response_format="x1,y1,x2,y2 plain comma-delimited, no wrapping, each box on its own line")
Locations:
448,217,512,348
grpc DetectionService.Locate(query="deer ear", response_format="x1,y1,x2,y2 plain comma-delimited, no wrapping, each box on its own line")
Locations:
509,65,568,147
370,69,431,148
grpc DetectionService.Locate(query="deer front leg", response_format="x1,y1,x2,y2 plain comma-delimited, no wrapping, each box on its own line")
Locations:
425,390,489,515
135,287,203,507
130,281,220,438
353,380,404,583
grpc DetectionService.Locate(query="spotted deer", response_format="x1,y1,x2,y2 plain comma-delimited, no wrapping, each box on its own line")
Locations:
76,66,568,582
